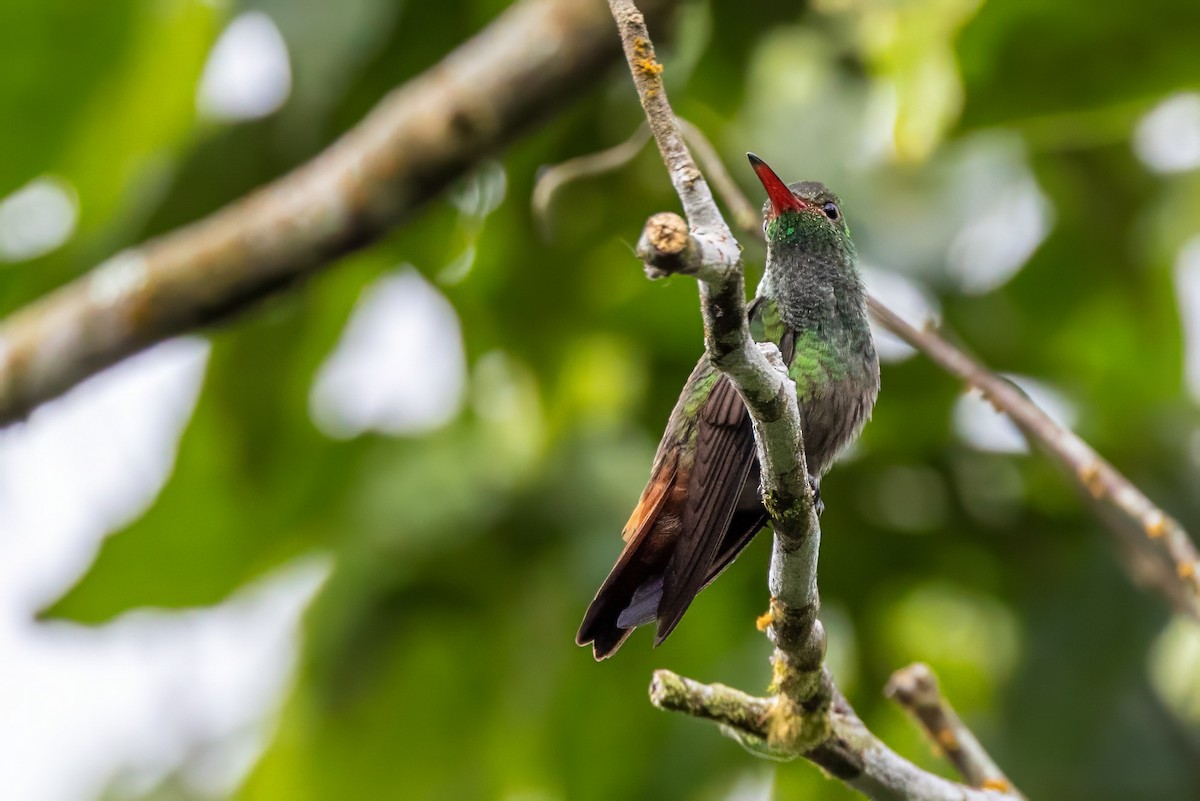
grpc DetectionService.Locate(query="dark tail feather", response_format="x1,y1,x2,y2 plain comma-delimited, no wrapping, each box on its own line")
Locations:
578,452,680,660
576,596,626,660
582,509,767,657
616,575,664,629
576,532,669,659
586,627,633,661
577,573,659,660
651,508,766,646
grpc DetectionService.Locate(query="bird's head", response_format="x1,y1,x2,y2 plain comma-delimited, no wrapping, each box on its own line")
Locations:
747,153,849,250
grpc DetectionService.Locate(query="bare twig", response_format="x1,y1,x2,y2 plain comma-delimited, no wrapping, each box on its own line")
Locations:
886,664,1021,796
532,123,650,237
607,3,1018,799
867,299,1200,619
0,0,677,426
533,117,758,242
676,119,760,236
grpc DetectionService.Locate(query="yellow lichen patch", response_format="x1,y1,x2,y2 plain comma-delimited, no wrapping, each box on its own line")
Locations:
1144,510,1167,539
756,609,775,632
765,695,829,753
636,58,664,78
1077,462,1105,498
766,702,800,749
1178,560,1196,580
936,728,959,751
982,778,1012,792
768,653,788,695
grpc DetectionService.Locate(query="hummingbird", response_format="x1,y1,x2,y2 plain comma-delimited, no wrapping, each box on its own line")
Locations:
576,154,880,660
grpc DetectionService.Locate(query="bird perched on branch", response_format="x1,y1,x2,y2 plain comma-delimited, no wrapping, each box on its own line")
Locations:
577,154,879,660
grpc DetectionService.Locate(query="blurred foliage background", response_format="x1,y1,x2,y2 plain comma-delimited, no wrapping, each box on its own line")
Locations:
4,0,1200,799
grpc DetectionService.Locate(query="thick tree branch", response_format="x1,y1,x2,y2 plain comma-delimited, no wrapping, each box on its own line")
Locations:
0,0,676,426
607,2,1017,799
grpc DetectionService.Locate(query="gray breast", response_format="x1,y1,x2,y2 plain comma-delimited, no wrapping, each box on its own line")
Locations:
798,361,879,477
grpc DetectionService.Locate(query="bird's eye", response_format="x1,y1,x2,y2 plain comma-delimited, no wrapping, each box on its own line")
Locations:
822,202,839,221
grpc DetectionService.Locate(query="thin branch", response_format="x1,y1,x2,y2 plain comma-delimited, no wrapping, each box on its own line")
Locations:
885,663,1021,796
0,0,678,427
532,117,758,243
532,123,650,238
676,118,761,236
868,298,1200,620
607,3,1017,799
649,669,774,741
606,7,727,236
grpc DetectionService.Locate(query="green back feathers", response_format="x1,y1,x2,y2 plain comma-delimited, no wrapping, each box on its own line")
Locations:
749,298,846,393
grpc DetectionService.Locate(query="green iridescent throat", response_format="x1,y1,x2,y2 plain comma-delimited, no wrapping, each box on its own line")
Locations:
765,209,849,245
